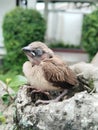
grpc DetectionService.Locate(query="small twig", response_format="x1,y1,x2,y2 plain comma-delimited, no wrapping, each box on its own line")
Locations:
83,85,92,91
89,87,96,94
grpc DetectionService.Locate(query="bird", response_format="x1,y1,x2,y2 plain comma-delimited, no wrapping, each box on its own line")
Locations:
22,41,78,105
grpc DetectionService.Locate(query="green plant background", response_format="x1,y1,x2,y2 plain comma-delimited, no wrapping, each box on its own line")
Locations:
2,7,46,73
81,8,98,60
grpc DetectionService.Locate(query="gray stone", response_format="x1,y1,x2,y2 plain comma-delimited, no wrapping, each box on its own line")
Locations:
91,52,98,66
70,62,98,92
15,85,98,130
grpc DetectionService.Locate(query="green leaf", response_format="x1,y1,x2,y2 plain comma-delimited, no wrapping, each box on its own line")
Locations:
9,75,27,91
1,94,10,105
0,71,18,83
82,7,98,60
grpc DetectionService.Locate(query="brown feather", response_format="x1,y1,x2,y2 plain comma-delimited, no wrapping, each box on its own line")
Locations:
41,56,78,89
23,41,78,91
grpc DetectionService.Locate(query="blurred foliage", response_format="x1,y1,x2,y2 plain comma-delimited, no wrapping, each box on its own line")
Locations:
0,112,6,124
0,72,27,92
1,93,12,105
8,75,27,91
0,71,18,83
0,73,27,107
49,41,81,49
2,7,46,73
81,8,98,60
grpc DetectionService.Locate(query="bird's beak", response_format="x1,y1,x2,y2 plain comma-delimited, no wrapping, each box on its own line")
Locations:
22,46,36,56
22,46,31,52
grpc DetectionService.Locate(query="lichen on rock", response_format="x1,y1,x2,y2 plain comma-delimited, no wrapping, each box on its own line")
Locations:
14,85,98,130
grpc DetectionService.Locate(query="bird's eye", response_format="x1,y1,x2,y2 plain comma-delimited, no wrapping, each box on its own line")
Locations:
35,48,43,56
30,48,44,57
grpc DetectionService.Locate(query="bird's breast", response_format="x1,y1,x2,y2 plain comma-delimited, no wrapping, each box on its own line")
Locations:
23,62,59,91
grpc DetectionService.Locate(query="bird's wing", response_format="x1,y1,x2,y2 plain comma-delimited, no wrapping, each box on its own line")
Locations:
41,58,78,89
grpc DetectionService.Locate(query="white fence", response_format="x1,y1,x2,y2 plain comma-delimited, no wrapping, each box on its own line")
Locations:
46,10,84,45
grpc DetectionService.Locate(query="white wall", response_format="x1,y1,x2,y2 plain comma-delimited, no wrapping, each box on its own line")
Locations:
63,12,83,45
27,0,37,9
0,0,16,47
47,10,83,45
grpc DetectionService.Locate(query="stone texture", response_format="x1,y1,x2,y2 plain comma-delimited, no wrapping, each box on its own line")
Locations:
15,87,98,130
70,62,98,92
91,52,98,66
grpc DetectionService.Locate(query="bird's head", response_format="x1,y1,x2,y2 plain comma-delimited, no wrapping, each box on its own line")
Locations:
22,41,54,65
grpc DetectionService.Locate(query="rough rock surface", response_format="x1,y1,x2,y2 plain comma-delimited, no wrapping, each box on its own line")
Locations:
0,103,15,130
70,62,98,92
15,86,98,130
91,52,98,66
